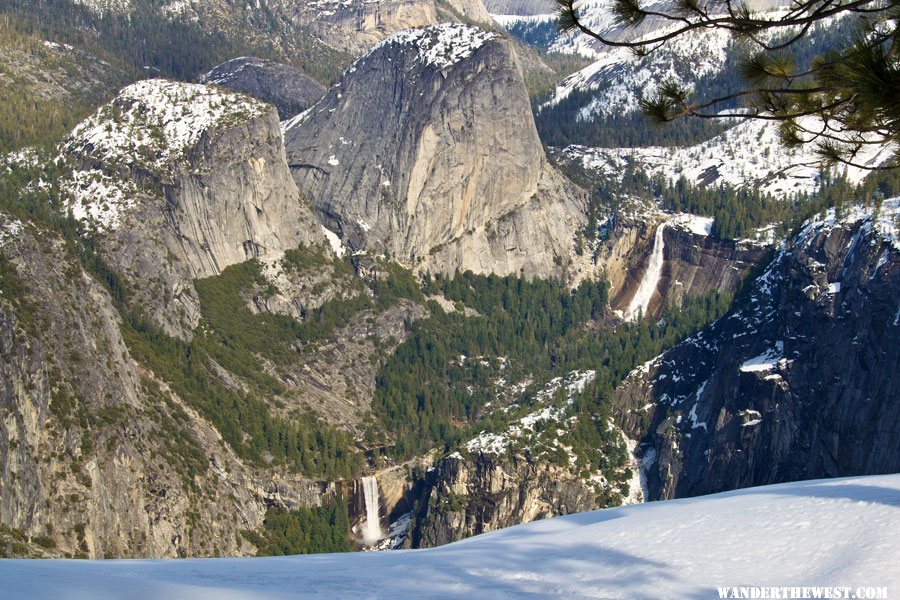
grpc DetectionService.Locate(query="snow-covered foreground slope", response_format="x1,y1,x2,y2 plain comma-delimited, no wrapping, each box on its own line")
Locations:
4,474,899,599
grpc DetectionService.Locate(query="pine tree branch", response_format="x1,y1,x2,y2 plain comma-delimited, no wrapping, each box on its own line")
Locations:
555,0,886,51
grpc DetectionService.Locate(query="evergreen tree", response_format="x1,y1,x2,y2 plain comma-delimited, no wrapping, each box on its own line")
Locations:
555,0,900,169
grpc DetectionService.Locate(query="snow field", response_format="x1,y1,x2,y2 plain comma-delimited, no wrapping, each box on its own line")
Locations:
3,474,898,599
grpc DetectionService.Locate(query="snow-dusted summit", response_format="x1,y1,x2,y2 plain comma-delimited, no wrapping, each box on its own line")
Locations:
371,23,498,70
65,79,268,176
57,77,325,337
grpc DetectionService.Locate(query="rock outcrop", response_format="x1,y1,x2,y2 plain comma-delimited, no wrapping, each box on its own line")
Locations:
482,0,554,14
63,79,325,336
613,202,900,500
200,57,326,120
443,0,494,22
385,370,638,548
408,451,602,548
614,217,769,317
292,0,441,55
570,212,769,319
284,24,586,278
658,223,769,308
286,0,493,54
290,299,430,434
0,218,335,559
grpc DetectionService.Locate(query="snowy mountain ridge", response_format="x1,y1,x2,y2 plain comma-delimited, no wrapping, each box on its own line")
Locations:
562,119,896,196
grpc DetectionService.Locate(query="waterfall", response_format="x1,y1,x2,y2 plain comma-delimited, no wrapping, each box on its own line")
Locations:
361,476,383,545
625,222,667,321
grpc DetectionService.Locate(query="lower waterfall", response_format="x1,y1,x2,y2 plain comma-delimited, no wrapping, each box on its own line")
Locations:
625,221,667,321
361,476,383,545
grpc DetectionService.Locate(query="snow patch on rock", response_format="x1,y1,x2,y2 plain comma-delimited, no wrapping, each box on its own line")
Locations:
670,213,714,237
0,215,23,248
321,226,346,258
797,198,900,252
367,24,497,71
61,169,139,232
65,79,269,174
740,341,784,373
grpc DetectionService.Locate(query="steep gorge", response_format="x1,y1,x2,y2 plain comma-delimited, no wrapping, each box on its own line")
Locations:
612,203,900,500
2,4,897,562
573,213,769,319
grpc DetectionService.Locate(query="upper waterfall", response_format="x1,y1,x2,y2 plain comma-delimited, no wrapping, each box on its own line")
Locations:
625,221,667,321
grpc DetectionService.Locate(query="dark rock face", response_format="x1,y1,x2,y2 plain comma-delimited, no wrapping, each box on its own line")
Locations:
200,57,326,120
660,226,770,308
408,451,599,548
614,205,900,500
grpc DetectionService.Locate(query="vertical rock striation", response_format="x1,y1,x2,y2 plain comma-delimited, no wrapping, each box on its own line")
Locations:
0,220,335,558
284,24,586,278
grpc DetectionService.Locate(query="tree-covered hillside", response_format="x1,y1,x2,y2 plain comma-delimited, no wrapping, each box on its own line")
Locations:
0,0,350,153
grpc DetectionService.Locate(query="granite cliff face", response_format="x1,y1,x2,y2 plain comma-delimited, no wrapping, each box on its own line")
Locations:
569,212,769,319
446,0,494,21
613,202,900,500
200,57,327,120
62,79,325,336
286,0,493,54
657,224,768,309
0,217,338,559
481,0,554,14
614,218,769,317
285,24,586,278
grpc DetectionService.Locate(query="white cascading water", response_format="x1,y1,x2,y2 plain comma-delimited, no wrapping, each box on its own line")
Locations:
625,221,667,321
361,476,383,545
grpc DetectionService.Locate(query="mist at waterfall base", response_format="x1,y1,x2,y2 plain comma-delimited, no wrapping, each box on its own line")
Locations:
361,476,384,545
4,474,898,599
